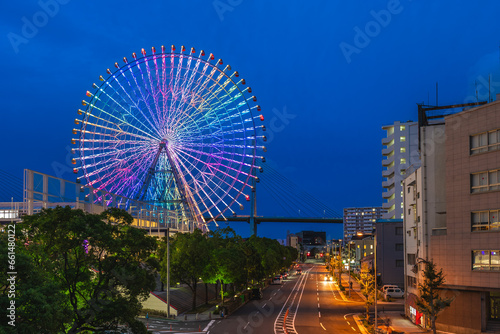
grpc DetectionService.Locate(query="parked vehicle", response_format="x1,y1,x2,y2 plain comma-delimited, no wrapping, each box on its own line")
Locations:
381,285,399,293
271,275,283,284
384,287,404,299
250,288,263,300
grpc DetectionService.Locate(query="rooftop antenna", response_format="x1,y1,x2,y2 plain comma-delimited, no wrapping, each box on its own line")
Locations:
436,82,438,106
475,80,479,102
489,74,491,102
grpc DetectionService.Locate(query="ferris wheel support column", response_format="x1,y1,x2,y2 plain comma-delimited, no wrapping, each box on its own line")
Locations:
164,143,205,231
250,167,257,236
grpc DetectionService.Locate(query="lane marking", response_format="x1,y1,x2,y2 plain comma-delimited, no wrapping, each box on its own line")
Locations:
347,321,351,325
318,311,321,317
243,322,250,330
317,302,320,308
203,320,215,332
262,303,267,308
320,322,326,331
351,326,356,331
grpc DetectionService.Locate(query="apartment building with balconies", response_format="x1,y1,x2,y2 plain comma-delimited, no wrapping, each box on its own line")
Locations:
343,206,386,242
382,121,420,219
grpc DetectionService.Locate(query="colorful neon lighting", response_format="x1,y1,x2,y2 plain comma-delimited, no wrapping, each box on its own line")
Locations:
72,46,265,226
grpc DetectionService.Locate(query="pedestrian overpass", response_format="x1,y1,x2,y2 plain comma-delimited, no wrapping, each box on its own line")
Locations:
0,169,191,236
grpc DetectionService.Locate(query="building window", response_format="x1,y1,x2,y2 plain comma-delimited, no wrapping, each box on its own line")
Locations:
395,227,403,235
472,210,500,231
472,250,500,271
400,158,406,164
400,125,406,131
396,260,404,267
407,275,417,288
395,243,404,251
471,170,500,193
471,129,500,154
408,209,411,215
400,136,406,142
407,253,416,265
400,147,406,153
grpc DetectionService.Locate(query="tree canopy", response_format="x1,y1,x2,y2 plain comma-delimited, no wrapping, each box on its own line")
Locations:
1,206,158,334
161,227,297,310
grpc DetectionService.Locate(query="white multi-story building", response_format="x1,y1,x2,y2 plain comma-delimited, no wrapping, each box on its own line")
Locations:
343,207,386,241
382,121,420,219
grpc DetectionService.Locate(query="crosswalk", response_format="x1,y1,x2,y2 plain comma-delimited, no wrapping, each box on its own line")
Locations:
274,267,312,334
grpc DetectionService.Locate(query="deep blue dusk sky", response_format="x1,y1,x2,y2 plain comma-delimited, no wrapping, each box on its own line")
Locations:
1,1,500,240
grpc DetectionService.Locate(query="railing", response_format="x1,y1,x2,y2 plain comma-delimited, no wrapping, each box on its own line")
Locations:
14,169,193,235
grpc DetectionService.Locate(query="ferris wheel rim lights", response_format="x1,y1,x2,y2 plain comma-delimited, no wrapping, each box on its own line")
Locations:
71,45,266,227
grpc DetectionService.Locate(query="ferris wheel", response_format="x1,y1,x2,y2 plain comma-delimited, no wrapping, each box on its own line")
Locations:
71,45,266,228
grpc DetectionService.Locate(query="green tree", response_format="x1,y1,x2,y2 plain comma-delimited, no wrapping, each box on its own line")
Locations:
204,227,245,303
357,271,375,322
19,206,157,334
162,228,209,311
0,234,71,333
416,260,453,334
239,237,264,286
333,252,344,286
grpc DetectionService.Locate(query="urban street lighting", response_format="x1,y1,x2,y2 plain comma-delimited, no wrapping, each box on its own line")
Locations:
374,229,378,333
348,241,353,298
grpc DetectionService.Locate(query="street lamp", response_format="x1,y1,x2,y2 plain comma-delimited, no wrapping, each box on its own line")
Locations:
348,241,352,298
374,230,378,333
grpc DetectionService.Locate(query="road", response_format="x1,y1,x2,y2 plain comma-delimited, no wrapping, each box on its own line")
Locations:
209,261,403,334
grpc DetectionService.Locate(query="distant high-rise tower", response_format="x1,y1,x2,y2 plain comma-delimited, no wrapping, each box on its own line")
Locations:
343,207,386,241
382,121,420,219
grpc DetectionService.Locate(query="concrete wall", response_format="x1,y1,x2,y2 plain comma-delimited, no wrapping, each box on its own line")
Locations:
435,289,482,334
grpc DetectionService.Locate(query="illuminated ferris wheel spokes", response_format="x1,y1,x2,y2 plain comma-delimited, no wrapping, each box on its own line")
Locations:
72,45,267,228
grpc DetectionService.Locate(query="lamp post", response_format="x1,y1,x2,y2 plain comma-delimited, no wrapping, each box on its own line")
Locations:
338,239,343,285
374,231,378,332
348,241,352,298
166,226,170,318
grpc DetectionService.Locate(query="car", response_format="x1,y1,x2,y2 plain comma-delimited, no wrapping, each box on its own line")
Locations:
296,269,302,275
324,274,333,281
271,275,283,284
281,272,288,279
384,287,404,299
250,288,263,300
381,285,399,293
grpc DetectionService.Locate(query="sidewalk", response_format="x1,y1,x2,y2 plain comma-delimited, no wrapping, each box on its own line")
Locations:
338,272,424,334
157,305,222,322
376,311,426,334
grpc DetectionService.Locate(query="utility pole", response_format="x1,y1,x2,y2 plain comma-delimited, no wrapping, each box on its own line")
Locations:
348,241,352,298
166,227,170,318
374,233,378,332
250,167,257,236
